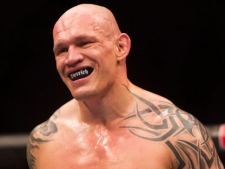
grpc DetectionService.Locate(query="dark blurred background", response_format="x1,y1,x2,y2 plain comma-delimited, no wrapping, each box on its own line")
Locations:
0,0,225,168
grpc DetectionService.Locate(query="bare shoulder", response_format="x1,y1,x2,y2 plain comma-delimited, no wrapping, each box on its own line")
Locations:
26,99,77,169
26,110,59,169
123,86,224,168
27,99,76,139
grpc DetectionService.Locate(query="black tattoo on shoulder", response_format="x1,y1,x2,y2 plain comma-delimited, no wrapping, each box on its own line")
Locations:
27,110,60,169
119,86,223,169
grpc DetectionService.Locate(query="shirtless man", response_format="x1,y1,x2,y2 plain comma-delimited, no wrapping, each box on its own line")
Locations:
26,3,224,169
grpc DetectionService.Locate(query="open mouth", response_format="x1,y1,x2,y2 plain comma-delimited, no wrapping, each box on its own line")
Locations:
69,67,93,81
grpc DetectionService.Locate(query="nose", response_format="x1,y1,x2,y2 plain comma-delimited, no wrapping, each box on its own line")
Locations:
65,45,84,67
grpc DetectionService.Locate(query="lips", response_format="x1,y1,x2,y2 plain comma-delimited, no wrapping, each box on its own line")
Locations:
69,67,93,81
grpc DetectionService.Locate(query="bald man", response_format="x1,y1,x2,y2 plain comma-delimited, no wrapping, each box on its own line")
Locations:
26,3,224,169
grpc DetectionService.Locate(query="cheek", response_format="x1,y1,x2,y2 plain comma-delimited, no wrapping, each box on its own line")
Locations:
103,58,117,75
100,51,117,68
55,58,64,73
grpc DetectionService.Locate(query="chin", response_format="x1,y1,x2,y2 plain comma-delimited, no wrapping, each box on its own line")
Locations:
71,90,97,101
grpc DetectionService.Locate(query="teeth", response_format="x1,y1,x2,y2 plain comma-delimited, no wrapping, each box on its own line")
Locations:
69,68,93,81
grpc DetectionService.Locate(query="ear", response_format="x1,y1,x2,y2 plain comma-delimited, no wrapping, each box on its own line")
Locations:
116,33,131,61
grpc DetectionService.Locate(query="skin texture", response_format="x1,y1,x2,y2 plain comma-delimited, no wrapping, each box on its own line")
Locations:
26,3,224,169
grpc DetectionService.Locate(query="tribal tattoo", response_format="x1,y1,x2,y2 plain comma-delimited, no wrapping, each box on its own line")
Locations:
119,87,223,169
26,88,223,169
27,111,59,169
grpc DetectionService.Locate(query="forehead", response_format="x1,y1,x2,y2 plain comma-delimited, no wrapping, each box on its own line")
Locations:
53,11,110,41
54,15,93,38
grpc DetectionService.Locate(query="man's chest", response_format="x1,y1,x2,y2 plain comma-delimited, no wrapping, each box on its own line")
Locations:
37,132,172,169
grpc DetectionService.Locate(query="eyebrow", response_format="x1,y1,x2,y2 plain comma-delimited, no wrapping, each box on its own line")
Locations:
53,42,63,53
53,34,97,52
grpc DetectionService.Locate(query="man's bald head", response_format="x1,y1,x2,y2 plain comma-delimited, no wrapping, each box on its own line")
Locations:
53,4,121,38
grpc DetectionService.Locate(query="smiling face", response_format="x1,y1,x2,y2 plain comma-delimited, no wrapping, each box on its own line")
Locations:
53,4,129,101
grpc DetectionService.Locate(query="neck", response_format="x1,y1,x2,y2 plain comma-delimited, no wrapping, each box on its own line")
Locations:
77,81,135,126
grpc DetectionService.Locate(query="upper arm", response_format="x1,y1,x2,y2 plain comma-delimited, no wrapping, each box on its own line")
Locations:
26,123,45,169
165,109,224,168
120,90,224,168
26,113,59,169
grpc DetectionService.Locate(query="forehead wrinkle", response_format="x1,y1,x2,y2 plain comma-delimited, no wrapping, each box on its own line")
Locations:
54,14,107,43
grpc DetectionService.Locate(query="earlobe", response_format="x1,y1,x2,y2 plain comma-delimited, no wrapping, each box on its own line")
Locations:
116,33,131,61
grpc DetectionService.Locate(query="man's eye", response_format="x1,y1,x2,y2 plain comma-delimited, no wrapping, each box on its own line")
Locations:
58,48,68,55
80,41,91,46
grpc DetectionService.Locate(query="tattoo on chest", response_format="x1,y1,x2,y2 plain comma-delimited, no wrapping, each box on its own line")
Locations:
26,88,223,169
119,87,223,169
